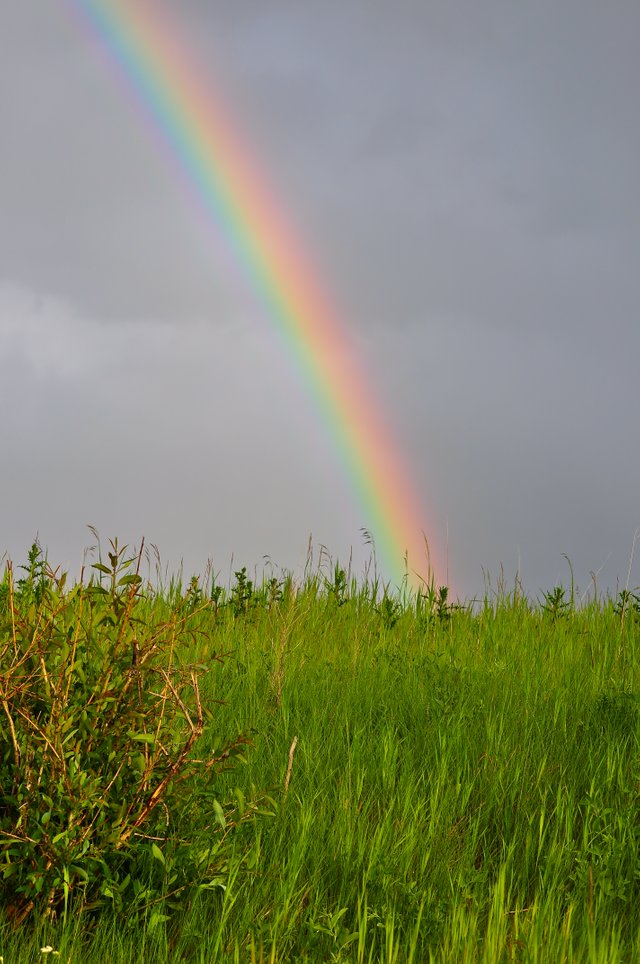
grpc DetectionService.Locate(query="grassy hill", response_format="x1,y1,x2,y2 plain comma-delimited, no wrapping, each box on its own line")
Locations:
1,542,639,961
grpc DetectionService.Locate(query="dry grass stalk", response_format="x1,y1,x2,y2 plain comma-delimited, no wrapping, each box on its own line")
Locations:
284,735,298,794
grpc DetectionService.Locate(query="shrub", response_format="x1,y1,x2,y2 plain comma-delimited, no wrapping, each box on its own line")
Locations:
0,541,257,925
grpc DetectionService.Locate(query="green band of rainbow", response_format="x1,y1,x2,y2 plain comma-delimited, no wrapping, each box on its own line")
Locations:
68,0,440,587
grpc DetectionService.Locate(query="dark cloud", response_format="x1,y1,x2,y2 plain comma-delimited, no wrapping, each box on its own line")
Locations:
1,1,638,596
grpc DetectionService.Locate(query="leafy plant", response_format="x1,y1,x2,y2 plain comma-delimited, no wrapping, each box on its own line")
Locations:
613,589,640,622
325,564,349,607
417,583,454,625
230,567,257,617
541,585,571,620
15,539,53,607
262,577,284,611
0,541,258,924
376,593,402,630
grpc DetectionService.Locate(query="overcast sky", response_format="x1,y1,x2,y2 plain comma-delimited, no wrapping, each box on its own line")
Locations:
1,1,638,600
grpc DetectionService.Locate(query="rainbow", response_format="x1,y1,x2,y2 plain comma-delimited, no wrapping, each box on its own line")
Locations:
67,0,441,587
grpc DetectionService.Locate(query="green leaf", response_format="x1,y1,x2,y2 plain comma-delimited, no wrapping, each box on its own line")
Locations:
132,752,146,774
199,877,226,891
151,843,165,865
213,800,227,830
92,563,112,575
127,730,155,745
118,574,142,586
70,661,86,683
148,910,170,932
118,873,131,893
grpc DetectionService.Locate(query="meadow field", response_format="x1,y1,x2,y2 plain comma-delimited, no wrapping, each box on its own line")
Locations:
0,541,639,962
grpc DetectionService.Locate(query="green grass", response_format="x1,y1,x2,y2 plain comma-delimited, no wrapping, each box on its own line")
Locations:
1,547,639,961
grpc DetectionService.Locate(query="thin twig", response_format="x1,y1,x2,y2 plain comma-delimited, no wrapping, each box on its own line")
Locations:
7,560,17,658
0,699,21,770
118,671,204,844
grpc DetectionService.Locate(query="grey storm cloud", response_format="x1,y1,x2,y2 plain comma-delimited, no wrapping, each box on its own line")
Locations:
1,1,638,597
